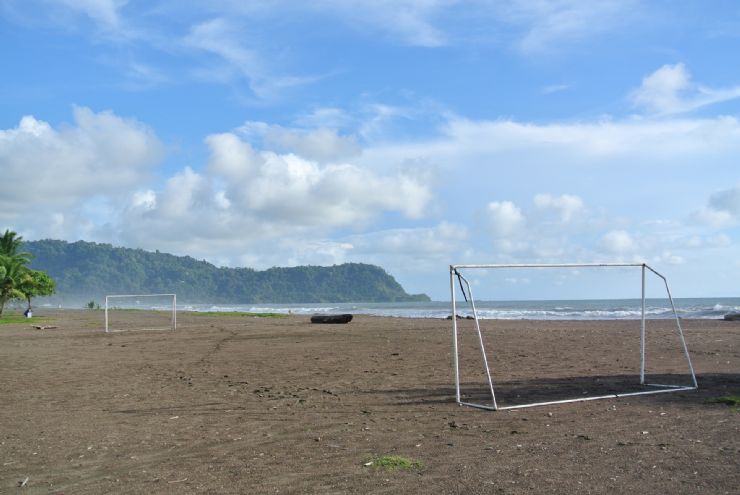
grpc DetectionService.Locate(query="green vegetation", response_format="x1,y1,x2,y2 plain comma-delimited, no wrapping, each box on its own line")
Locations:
705,395,740,411
191,311,288,318
25,239,430,304
365,455,422,471
0,230,56,316
17,269,55,310
0,314,31,325
0,314,49,325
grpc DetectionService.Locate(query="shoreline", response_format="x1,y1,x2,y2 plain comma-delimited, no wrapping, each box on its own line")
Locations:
7,306,737,323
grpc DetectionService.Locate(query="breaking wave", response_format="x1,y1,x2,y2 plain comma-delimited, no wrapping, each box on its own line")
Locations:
178,298,739,320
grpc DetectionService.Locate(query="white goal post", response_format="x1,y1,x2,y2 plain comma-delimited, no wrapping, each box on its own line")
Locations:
449,263,698,411
104,293,177,333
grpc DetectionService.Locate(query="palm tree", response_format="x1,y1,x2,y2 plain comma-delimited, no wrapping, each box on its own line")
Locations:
0,230,25,256
0,230,35,316
0,255,27,317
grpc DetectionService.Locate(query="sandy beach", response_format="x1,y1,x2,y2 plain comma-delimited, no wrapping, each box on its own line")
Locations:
1,310,738,494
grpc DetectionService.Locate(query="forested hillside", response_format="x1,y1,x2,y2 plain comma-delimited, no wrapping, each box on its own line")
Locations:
24,239,429,304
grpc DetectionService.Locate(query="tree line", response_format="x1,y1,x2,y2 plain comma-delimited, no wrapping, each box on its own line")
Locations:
24,239,430,304
0,230,56,316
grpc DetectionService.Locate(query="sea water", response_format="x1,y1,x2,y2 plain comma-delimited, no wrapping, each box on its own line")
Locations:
177,297,740,320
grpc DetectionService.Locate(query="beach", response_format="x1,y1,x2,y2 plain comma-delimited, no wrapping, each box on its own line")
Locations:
1,310,738,494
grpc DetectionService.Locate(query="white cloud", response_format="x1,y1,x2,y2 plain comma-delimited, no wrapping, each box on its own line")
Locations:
474,188,722,267
237,122,360,162
0,106,437,265
353,109,739,274
344,221,470,272
496,0,638,53
34,0,646,55
122,62,168,89
117,131,433,255
600,230,637,255
121,166,259,253
183,17,325,98
2,0,138,40
691,208,736,229
534,193,584,222
131,190,156,211
205,133,262,181
265,128,359,163
438,115,740,158
357,103,416,141
480,208,583,260
684,234,732,249
213,191,231,210
350,222,468,257
168,221,469,274
307,0,449,47
709,184,740,216
58,0,126,30
293,107,353,129
171,0,452,48
654,251,685,265
232,238,354,268
184,18,263,88
2,103,735,286
541,84,570,95
486,201,524,237
156,167,207,218
210,139,430,225
109,107,738,271
631,63,740,115
0,107,163,216
632,63,690,114
690,184,740,228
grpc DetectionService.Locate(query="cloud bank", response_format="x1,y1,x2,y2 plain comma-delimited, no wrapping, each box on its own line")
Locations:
0,106,163,215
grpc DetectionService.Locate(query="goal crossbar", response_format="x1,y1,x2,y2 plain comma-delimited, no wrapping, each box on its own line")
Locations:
105,293,177,333
449,263,697,411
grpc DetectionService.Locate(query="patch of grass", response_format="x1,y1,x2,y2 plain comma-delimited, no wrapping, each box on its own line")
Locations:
0,315,50,325
192,311,288,318
0,315,28,325
365,454,422,471
705,395,740,411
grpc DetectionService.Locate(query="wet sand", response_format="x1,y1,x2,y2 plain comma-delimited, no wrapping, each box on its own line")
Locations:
1,310,738,494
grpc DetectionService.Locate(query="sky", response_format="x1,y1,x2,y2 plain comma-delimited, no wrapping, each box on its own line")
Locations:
1,0,739,300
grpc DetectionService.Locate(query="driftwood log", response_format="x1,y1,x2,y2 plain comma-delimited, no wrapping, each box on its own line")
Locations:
724,311,740,321
310,314,353,324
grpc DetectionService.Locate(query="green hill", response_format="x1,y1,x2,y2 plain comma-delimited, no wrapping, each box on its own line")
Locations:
24,239,430,304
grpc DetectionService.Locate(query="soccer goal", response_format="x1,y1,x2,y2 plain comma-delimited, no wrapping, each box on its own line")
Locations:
449,263,697,411
104,293,177,333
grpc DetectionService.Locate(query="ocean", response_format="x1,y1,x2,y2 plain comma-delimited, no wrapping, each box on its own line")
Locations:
176,297,740,320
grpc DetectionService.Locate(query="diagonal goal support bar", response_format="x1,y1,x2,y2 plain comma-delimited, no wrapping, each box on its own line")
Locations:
449,263,697,411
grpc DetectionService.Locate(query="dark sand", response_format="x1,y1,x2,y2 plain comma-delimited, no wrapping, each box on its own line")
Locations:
1,310,738,494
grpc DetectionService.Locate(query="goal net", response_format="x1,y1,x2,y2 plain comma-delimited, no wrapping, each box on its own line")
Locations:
104,294,177,333
449,263,697,411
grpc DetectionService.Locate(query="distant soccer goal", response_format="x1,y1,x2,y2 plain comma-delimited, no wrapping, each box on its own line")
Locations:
104,294,177,333
449,263,697,411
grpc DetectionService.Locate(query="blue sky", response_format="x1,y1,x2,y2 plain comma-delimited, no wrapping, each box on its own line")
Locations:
1,0,739,300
